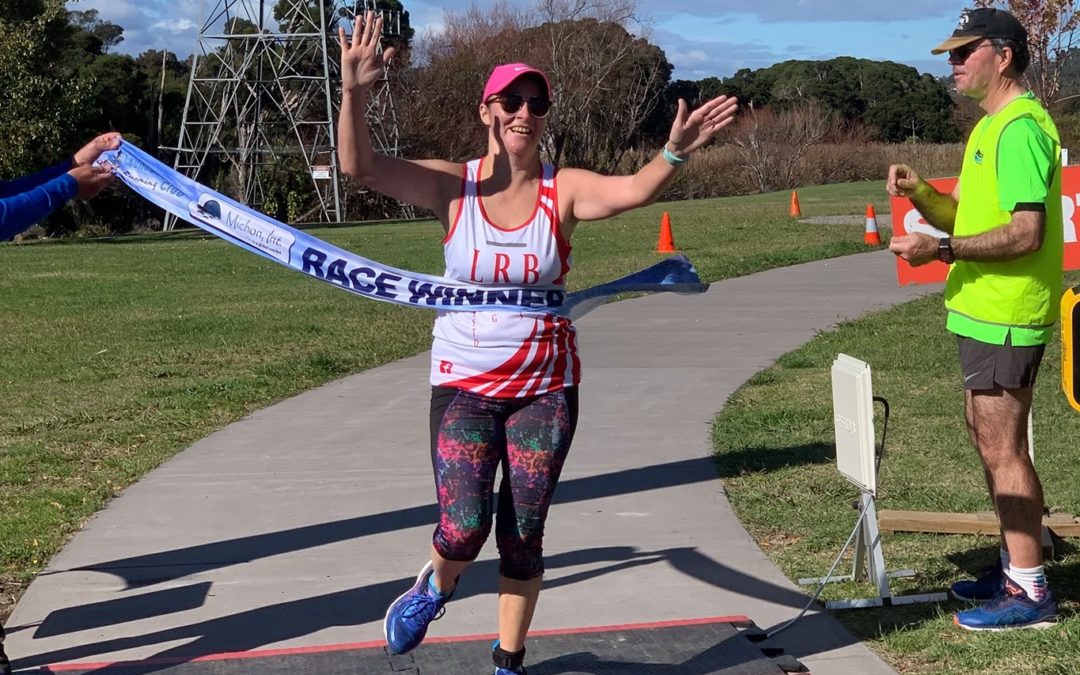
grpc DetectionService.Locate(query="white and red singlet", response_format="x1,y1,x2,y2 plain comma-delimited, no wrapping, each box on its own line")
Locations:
430,158,580,397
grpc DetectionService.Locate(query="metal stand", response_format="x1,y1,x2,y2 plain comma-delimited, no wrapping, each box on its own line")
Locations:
810,355,949,609
799,492,948,609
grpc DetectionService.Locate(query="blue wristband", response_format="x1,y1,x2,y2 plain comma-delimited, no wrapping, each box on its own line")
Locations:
662,146,688,166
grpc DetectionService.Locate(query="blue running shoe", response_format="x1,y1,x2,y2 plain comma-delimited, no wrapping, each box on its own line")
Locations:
384,561,452,654
950,565,1004,602
954,576,1059,631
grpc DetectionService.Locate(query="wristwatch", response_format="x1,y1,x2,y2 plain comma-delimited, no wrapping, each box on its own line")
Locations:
937,237,955,264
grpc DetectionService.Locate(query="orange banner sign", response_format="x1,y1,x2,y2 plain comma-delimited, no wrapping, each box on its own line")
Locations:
889,168,1080,286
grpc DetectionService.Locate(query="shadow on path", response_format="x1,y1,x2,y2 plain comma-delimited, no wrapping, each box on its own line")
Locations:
68,457,721,589
17,545,822,674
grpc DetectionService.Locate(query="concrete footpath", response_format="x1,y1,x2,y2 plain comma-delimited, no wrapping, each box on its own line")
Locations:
6,250,940,674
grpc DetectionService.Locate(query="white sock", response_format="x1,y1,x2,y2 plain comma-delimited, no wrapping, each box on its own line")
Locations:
1008,564,1047,601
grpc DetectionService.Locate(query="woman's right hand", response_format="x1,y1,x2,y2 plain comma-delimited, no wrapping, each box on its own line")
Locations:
339,11,397,94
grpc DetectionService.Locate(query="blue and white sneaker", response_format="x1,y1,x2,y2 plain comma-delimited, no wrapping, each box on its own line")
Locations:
950,565,1004,602
383,561,452,654
954,576,1059,631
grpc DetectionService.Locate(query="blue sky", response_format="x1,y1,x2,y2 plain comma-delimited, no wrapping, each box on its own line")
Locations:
68,0,972,79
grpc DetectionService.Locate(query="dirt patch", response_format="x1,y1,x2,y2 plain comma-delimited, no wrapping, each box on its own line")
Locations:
1,575,22,624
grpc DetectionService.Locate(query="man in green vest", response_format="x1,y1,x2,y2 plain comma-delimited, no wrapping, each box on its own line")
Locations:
887,7,1063,631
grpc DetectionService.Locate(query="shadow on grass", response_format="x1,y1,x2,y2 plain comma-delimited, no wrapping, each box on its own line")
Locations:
944,544,1001,579
832,600,955,642
946,535,1080,590
833,538,1080,642
714,442,833,478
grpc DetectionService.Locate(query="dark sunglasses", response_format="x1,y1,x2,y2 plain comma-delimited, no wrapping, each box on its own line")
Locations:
948,41,993,62
484,93,552,118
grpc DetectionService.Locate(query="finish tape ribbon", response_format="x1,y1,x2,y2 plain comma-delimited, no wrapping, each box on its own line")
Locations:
98,141,708,320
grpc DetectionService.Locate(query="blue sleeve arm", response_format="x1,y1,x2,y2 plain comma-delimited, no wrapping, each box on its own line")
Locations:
0,173,79,241
0,160,75,198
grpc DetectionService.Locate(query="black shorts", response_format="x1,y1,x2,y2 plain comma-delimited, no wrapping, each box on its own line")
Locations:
957,335,1045,391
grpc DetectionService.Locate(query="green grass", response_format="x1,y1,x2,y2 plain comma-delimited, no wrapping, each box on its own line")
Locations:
0,181,885,616
713,273,1080,675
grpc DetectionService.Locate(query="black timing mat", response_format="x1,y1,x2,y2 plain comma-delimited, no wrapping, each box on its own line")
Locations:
25,616,806,674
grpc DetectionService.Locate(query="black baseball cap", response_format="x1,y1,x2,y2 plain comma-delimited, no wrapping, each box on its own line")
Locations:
931,8,1027,55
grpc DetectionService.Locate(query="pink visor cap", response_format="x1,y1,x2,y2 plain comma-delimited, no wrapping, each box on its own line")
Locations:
482,63,551,102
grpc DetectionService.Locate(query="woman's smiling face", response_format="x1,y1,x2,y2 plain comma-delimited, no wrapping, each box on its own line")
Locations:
482,76,548,155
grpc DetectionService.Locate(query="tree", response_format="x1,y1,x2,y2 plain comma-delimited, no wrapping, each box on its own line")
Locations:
641,78,700,141
704,57,959,142
403,0,671,172
92,22,124,53
68,9,124,53
709,68,774,107
398,3,529,163
0,1,92,176
975,0,1080,105
731,102,841,193
135,50,191,154
77,55,150,143
532,17,671,170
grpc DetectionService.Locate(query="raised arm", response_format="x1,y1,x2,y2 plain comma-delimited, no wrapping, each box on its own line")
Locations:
886,163,959,233
559,95,738,230
337,12,460,225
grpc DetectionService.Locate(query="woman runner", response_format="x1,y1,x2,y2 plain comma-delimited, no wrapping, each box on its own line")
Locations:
338,11,737,674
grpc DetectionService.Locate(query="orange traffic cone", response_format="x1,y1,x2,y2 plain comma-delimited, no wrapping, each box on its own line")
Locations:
657,212,676,253
789,190,802,217
864,204,881,245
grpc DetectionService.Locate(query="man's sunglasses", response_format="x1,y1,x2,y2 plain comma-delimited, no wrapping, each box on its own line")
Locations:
484,94,552,118
948,41,994,62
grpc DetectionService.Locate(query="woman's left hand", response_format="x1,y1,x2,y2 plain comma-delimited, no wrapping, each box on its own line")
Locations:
667,95,738,156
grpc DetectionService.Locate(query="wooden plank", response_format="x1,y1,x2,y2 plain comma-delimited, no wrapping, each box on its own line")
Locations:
878,510,1080,536
878,510,998,535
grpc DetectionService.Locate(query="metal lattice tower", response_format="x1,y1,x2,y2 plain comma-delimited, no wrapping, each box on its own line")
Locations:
164,0,409,229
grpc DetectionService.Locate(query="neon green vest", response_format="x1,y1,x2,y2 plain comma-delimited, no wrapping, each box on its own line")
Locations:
945,94,1063,346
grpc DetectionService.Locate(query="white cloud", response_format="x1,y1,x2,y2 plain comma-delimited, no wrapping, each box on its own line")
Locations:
632,0,960,23
654,29,784,80
151,18,197,32
682,49,709,64
67,0,203,57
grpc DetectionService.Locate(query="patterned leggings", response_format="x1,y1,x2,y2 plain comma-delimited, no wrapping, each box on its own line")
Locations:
429,386,578,580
